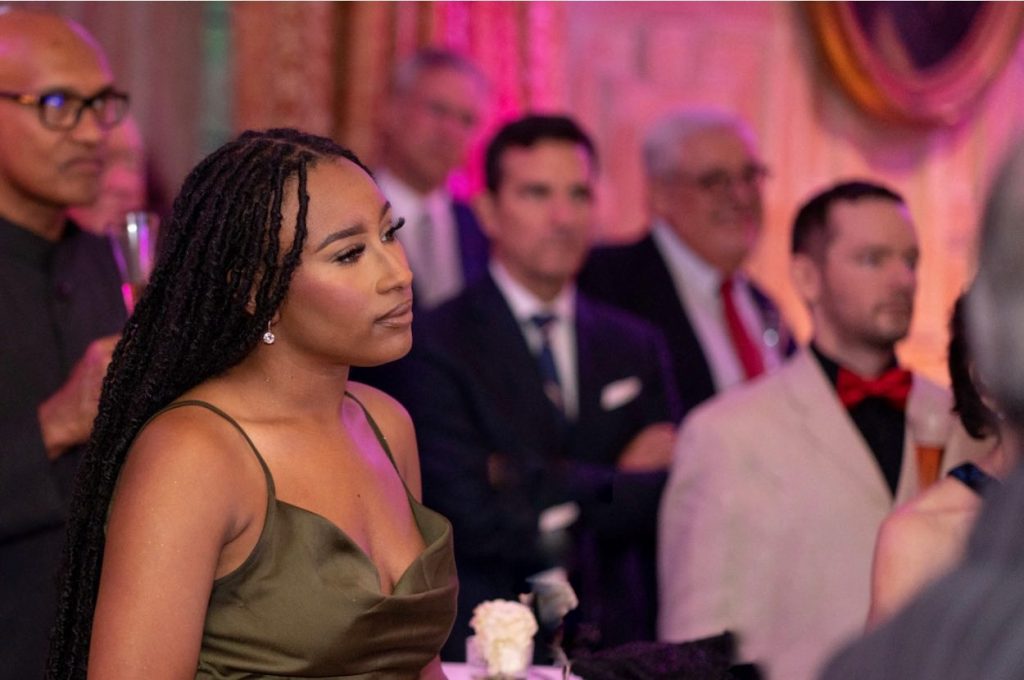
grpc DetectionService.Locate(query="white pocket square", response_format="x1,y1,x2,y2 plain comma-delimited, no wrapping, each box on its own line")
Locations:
601,376,642,410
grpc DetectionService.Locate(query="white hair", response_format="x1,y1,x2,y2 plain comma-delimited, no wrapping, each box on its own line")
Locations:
642,107,758,180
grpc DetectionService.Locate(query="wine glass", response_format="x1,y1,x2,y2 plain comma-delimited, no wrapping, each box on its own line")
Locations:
109,210,158,313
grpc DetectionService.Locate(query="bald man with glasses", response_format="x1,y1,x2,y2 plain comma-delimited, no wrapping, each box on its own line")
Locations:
580,109,793,417
0,9,130,678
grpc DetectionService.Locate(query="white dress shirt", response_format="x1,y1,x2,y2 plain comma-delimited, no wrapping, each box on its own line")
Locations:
376,169,463,309
490,261,579,420
651,219,784,392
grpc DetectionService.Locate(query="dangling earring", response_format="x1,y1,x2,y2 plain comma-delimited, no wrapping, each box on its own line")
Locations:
262,322,276,345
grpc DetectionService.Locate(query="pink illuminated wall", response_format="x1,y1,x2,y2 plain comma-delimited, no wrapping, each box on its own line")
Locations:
327,2,1024,381
557,2,1024,381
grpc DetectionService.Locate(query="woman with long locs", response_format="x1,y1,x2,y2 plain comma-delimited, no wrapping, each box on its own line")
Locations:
47,128,456,679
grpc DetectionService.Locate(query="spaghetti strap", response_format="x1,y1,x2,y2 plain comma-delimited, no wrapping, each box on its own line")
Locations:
150,399,276,495
344,391,401,474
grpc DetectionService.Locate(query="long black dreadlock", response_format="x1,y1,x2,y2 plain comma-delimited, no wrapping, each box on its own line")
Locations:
46,128,371,678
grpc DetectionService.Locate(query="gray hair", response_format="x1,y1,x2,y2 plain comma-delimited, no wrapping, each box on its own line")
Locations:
390,48,488,97
642,108,758,180
968,139,1024,429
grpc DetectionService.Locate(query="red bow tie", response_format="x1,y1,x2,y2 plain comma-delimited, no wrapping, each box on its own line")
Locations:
836,366,912,410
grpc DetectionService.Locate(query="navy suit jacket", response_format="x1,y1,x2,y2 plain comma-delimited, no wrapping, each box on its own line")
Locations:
579,233,792,417
395,275,681,659
351,198,488,393
450,199,489,296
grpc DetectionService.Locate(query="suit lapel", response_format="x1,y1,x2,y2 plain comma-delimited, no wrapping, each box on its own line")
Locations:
468,277,568,447
574,296,600,426
749,281,795,357
453,200,489,286
777,349,893,506
639,236,716,409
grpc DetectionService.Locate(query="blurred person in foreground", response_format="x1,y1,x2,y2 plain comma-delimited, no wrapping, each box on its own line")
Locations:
579,108,792,418
865,293,1011,627
658,180,988,680
47,129,455,679
0,9,129,678
399,114,681,660
822,143,1024,680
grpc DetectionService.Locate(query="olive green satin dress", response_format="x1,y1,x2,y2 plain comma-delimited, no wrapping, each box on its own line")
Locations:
148,398,457,679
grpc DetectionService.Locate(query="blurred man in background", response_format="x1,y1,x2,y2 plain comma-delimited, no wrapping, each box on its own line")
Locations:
580,109,792,417
377,48,490,310
0,9,129,678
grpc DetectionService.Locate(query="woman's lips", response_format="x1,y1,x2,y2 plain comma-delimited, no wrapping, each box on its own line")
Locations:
376,299,414,327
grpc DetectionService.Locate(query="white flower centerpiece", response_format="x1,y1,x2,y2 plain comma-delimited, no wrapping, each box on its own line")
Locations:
467,599,538,679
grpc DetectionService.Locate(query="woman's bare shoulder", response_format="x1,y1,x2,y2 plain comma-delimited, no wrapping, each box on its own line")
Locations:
118,402,265,526
346,381,420,492
879,479,980,554
346,382,416,441
131,401,256,467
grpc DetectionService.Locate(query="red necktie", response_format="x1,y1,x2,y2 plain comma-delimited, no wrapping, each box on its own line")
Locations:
720,278,765,381
836,366,912,410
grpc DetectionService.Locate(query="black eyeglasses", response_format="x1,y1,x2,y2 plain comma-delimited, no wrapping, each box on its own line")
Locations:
0,88,130,131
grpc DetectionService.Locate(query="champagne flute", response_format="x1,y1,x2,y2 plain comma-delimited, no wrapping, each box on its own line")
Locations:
109,210,158,313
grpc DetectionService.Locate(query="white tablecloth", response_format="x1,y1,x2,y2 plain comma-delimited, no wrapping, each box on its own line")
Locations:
441,662,581,680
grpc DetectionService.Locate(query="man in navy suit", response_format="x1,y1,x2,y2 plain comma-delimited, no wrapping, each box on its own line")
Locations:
400,115,681,660
377,48,489,310
579,109,792,416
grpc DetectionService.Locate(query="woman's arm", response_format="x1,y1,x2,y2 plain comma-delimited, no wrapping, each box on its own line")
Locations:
88,407,265,678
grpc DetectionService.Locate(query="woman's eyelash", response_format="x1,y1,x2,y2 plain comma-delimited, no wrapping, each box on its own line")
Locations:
332,218,405,263
334,245,365,263
383,217,406,242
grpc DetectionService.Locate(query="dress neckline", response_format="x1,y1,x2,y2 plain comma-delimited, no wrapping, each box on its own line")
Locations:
155,397,444,597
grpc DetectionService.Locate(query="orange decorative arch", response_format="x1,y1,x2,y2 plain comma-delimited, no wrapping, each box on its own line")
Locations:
807,2,1024,126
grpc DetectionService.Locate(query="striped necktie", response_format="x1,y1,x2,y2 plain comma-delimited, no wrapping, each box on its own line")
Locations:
530,313,563,411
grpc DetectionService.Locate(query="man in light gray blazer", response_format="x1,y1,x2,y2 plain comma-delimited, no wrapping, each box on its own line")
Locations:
657,181,990,680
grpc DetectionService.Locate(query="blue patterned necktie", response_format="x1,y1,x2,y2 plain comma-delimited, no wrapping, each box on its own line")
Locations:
530,313,563,411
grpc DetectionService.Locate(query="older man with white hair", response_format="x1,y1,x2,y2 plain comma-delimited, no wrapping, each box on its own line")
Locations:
580,108,792,416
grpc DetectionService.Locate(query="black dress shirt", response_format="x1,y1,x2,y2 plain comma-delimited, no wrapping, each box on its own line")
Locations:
812,344,906,496
0,215,126,679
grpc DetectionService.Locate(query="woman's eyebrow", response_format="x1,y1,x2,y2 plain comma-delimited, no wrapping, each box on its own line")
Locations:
313,202,392,252
314,224,366,252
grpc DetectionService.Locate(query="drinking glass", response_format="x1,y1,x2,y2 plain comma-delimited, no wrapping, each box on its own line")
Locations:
109,210,158,312
910,410,952,491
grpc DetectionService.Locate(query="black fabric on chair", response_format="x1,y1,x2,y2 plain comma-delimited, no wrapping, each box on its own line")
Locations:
569,632,762,680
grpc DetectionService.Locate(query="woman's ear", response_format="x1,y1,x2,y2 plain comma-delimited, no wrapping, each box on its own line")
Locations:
790,252,822,306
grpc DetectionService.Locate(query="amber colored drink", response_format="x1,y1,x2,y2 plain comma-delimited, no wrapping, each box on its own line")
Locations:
916,444,944,490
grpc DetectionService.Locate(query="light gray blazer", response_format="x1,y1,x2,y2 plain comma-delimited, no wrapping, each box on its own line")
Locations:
657,348,989,680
